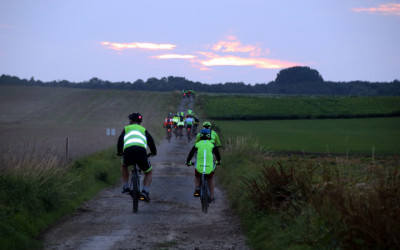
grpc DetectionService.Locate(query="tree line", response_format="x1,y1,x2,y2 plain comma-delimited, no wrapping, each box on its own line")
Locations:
1,67,399,96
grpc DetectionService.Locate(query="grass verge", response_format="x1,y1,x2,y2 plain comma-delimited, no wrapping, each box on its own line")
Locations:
217,136,400,249
0,144,121,249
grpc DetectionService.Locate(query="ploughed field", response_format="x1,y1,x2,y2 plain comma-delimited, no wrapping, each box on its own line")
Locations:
0,85,179,159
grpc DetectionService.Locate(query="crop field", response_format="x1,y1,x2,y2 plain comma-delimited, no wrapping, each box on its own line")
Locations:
215,117,400,154
0,86,180,159
198,95,400,120
195,94,400,154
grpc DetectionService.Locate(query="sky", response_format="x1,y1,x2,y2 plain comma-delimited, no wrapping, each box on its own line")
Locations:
0,0,399,85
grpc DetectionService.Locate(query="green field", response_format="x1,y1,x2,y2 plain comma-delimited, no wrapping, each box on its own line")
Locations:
215,117,400,154
199,95,400,120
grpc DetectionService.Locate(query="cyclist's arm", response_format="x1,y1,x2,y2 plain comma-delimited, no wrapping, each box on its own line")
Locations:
145,131,157,156
213,147,221,162
212,131,222,147
186,146,197,163
194,134,200,143
117,130,125,154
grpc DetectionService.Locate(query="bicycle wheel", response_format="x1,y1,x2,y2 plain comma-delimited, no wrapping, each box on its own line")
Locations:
131,169,140,213
201,179,209,214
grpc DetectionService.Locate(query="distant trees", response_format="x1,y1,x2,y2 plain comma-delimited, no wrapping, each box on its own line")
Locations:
275,66,324,84
1,71,400,96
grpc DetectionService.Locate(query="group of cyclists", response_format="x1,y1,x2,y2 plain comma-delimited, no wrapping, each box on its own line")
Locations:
163,109,199,142
181,89,195,99
117,109,221,205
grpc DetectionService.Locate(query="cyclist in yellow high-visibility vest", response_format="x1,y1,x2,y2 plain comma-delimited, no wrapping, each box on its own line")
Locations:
186,129,221,202
195,121,221,148
117,112,157,202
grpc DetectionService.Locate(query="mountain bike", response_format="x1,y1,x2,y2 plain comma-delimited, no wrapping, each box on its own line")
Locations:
166,127,172,142
129,153,152,213
199,170,210,214
187,162,215,214
186,127,192,142
178,126,184,140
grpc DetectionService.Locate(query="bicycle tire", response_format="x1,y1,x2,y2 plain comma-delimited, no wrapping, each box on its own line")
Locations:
131,169,140,213
201,179,209,214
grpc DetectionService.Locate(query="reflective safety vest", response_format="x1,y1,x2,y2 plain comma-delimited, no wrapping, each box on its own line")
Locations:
123,124,147,150
186,117,194,125
195,140,215,174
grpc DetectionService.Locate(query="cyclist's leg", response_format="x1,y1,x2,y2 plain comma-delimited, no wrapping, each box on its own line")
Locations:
137,152,153,201
120,155,131,193
207,172,215,199
121,164,129,183
194,170,201,197
194,169,201,187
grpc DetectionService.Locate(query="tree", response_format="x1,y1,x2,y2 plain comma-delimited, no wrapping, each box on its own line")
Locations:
275,66,324,84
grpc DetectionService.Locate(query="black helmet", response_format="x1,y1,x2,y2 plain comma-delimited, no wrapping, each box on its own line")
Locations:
128,112,142,123
199,129,211,140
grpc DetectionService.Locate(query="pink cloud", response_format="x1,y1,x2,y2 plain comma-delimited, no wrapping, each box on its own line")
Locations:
212,36,265,56
152,54,196,59
101,41,176,51
197,52,299,69
352,3,400,16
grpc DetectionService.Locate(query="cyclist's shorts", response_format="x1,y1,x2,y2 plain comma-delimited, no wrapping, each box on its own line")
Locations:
122,146,152,173
165,124,173,129
195,169,214,178
186,125,193,129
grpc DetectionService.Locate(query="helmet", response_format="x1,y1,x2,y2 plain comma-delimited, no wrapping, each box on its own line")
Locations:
128,112,142,123
168,113,173,118
203,121,211,128
199,129,211,140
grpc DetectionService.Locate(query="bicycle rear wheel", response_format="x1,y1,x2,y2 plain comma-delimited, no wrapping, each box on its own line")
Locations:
131,169,140,213
201,179,209,214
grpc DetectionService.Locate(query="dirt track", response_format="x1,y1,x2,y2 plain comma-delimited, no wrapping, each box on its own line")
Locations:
42,98,249,250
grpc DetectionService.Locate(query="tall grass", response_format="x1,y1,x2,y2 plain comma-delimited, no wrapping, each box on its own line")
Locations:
217,136,400,249
0,144,120,249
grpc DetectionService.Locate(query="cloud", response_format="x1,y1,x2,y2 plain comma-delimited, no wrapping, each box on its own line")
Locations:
101,41,176,51
152,54,196,59
197,52,298,69
102,36,301,71
352,3,400,16
212,36,265,56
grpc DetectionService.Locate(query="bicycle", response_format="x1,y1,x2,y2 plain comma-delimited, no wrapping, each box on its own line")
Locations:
128,153,152,214
186,127,192,142
187,161,216,214
199,170,210,214
166,127,172,142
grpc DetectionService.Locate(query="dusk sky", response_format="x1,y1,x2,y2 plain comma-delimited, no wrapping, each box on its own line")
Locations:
1,1,399,84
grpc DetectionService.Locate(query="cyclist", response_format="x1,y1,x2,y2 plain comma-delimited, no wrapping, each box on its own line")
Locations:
185,115,194,138
177,115,185,138
117,112,157,202
186,129,221,201
171,113,179,137
192,113,199,135
195,121,221,148
163,113,174,138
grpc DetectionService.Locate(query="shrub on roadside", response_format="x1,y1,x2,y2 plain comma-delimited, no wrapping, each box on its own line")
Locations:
218,136,400,249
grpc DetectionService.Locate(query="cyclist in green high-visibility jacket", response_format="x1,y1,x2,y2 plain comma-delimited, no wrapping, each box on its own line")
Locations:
195,121,221,148
186,129,221,202
117,112,157,202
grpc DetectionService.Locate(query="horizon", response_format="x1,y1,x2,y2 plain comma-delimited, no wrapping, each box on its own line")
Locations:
1,1,399,85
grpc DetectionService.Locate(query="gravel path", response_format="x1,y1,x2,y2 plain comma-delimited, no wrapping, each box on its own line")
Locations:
42,98,249,250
